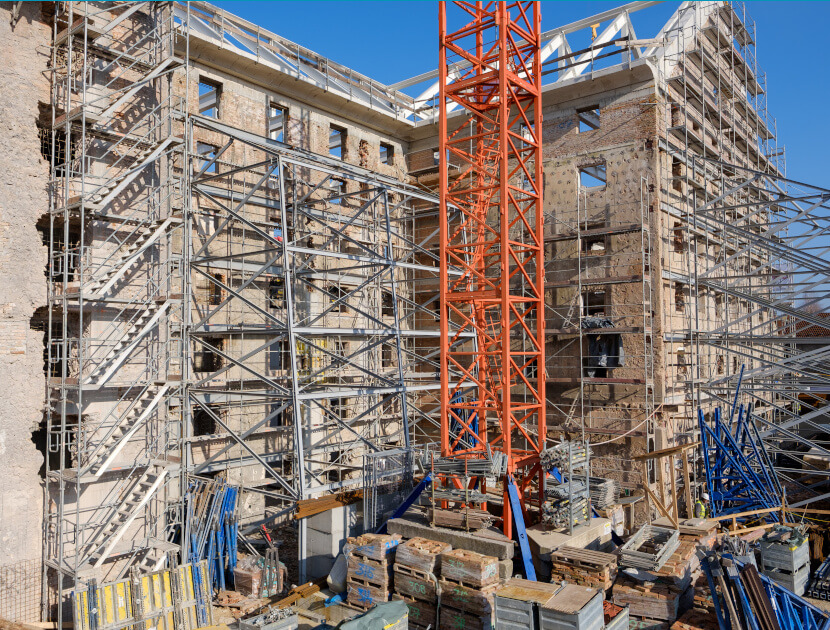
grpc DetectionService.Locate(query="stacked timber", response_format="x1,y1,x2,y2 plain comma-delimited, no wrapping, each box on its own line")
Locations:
428,506,495,531
612,575,692,623
439,548,500,628
345,533,401,611
392,537,449,630
549,546,618,591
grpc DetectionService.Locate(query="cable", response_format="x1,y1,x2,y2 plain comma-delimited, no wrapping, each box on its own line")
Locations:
587,405,665,446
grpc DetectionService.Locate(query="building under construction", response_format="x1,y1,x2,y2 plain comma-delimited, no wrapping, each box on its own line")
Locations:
1,1,829,628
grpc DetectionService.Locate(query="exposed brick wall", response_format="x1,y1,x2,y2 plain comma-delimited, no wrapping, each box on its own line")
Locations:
0,0,50,603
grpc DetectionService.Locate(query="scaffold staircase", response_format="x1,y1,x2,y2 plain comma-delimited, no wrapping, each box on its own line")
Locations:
83,299,174,387
86,217,181,296
82,383,172,476
79,464,171,570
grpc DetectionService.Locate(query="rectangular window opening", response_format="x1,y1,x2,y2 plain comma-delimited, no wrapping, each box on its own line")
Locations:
380,142,394,165
382,291,394,317
329,178,345,205
582,290,606,318
329,125,346,159
269,104,287,142
326,285,348,313
579,163,606,189
209,273,224,306
195,337,224,372
582,236,606,256
268,339,289,371
577,106,600,132
268,277,285,309
675,282,686,313
198,80,221,118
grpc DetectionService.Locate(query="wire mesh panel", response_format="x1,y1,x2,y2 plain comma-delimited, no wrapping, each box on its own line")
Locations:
363,448,414,532
0,559,41,623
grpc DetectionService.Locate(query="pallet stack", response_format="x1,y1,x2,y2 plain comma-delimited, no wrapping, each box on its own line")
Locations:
759,527,810,596
549,546,618,591
612,576,692,623
391,537,449,629
345,533,401,611
439,548,500,630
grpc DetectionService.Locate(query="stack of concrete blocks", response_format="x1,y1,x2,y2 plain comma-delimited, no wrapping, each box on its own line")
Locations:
439,548,500,630
391,537,450,629
307,504,362,579
760,530,810,596
345,533,401,610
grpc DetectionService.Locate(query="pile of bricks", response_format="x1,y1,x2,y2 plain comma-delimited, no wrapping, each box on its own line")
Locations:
345,533,401,611
670,607,719,630
549,546,618,591
650,541,701,591
612,575,692,622
390,540,499,629
391,537,448,629
439,549,500,630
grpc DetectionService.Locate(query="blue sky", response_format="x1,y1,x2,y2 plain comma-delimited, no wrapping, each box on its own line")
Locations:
213,1,830,188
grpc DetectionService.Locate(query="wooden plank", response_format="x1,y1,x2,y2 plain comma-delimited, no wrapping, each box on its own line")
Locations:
632,442,701,461
682,450,694,520
294,491,362,519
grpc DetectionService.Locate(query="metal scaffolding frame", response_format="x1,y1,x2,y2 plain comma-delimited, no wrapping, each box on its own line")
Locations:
679,159,830,508
43,1,186,621
183,115,449,581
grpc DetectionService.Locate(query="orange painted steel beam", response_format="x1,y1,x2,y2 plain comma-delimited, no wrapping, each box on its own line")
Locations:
439,1,546,539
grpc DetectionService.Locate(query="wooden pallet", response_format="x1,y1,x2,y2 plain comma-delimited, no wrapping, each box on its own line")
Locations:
440,604,493,630
391,594,437,629
347,554,393,588
439,578,498,616
346,578,390,610
549,546,617,569
613,577,689,622
393,566,437,601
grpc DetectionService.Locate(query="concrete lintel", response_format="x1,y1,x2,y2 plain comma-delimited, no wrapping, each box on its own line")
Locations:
387,514,514,560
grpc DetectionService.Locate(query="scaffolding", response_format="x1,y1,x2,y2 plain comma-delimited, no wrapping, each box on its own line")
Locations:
183,114,447,581
43,0,450,617
44,1,186,620
544,178,656,493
